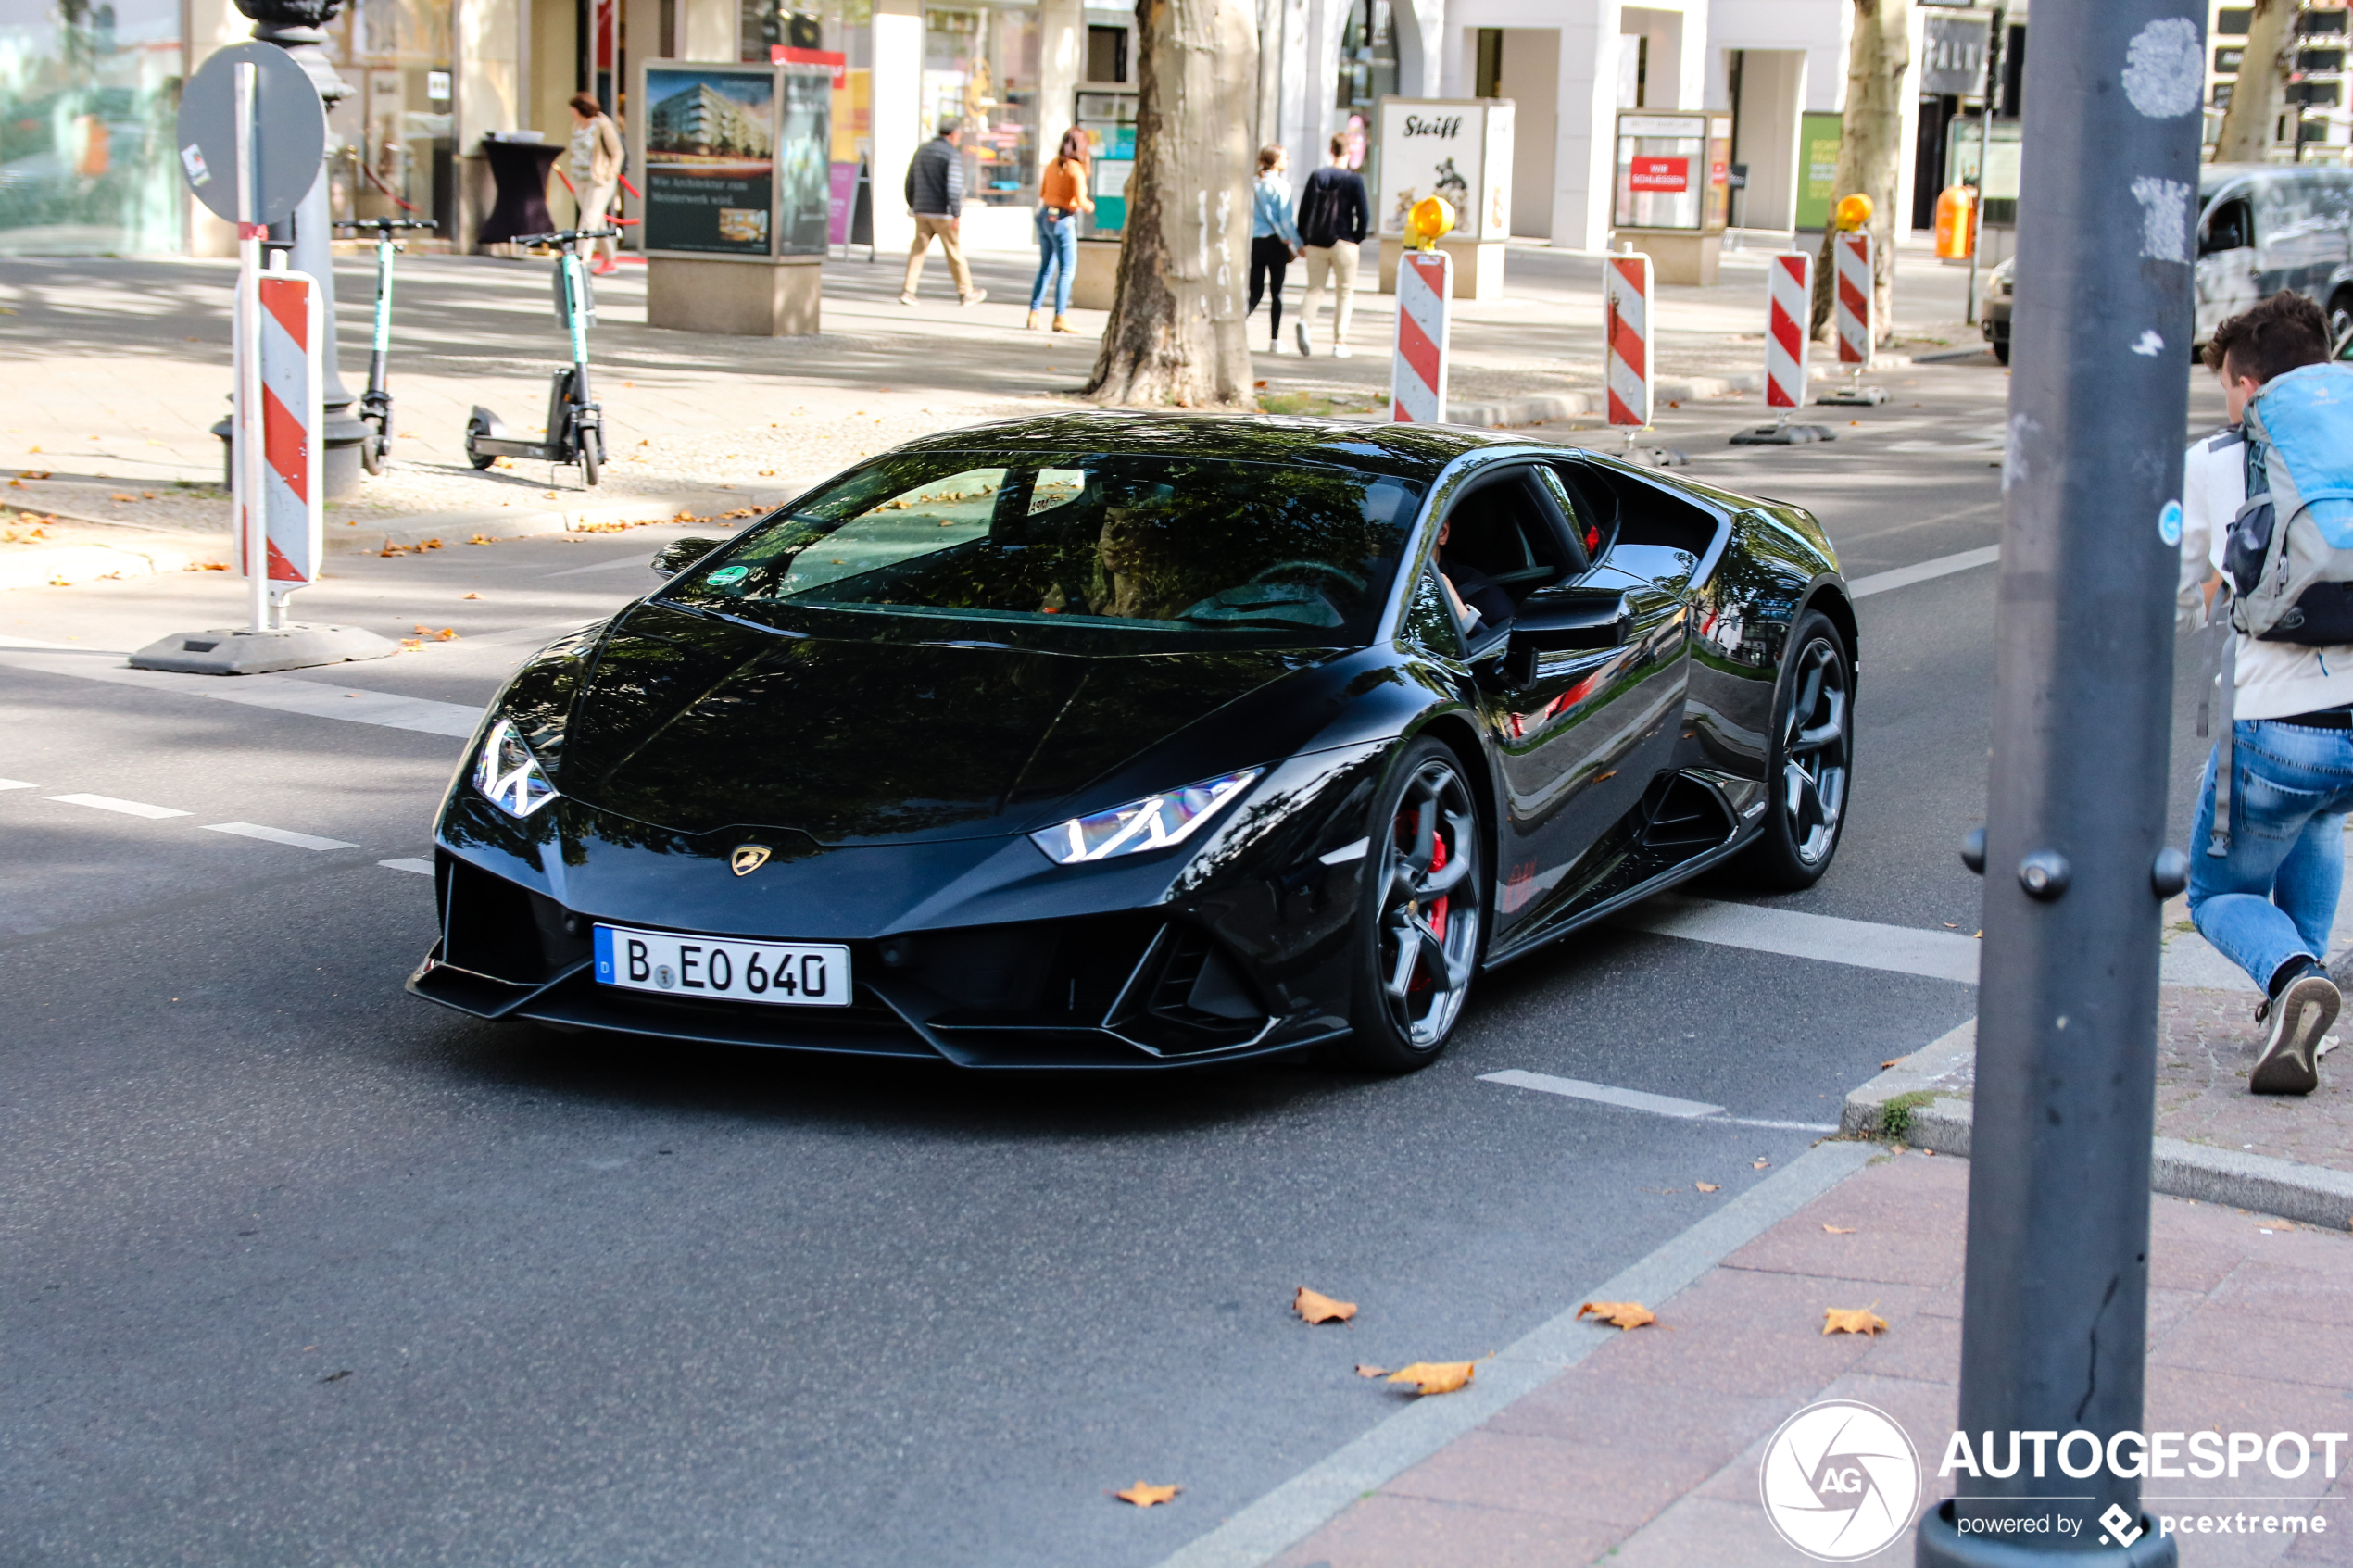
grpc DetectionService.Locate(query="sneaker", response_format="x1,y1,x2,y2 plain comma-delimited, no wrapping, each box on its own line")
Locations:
2253,961,2335,1094
900,293,917,307
591,258,619,276
961,289,988,307
1294,321,1311,357
1266,338,1283,355
1331,342,1353,358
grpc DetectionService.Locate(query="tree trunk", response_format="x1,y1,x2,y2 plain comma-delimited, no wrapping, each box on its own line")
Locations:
1810,0,1910,346
2215,0,2289,164
1086,0,1259,408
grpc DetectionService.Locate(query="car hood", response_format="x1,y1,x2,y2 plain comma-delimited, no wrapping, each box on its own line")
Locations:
553,604,1331,844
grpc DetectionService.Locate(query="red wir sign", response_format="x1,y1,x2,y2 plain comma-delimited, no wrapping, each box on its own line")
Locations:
1628,157,1689,193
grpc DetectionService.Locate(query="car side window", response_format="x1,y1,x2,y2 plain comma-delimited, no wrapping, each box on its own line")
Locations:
1401,566,1466,659
2201,198,2252,256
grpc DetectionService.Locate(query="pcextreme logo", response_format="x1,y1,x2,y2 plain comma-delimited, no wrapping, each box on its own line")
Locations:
1758,1399,1923,1561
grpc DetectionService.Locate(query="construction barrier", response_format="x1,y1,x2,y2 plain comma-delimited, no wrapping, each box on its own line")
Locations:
243,265,323,599
1766,252,1813,409
1834,232,1872,367
1604,251,1653,430
1390,248,1453,424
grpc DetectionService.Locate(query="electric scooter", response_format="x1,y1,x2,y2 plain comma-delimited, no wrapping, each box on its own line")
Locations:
463,227,617,486
333,217,437,475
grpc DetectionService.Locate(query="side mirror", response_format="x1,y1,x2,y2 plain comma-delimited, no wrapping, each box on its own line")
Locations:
1491,588,1631,687
650,537,724,578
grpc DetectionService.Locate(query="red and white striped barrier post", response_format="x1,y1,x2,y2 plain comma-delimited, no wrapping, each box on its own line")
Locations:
1604,250,1653,440
1766,251,1811,411
1819,231,1890,406
240,260,323,628
1730,251,1836,445
1390,248,1453,424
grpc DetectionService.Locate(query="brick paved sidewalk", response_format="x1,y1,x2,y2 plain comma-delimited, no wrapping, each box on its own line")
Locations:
1269,1150,2353,1568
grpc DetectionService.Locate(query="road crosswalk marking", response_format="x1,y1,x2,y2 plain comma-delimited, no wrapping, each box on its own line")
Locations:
1618,894,1982,984
202,822,360,851
1478,1069,1840,1132
45,792,191,820
1848,544,2000,598
0,778,35,790
379,858,434,875
0,638,482,738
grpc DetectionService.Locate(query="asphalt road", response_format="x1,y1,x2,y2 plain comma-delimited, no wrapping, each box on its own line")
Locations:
2,361,2227,1567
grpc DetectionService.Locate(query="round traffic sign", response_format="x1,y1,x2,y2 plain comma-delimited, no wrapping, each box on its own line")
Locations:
176,43,326,225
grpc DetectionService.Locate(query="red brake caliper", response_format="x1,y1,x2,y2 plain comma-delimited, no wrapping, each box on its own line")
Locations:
1397,810,1450,993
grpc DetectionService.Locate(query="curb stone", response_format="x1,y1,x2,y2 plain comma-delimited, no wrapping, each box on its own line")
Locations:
0,539,204,591
1840,1018,2353,1228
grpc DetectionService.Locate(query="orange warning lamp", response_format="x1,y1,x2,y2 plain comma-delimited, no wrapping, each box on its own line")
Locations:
1406,194,1455,250
1933,185,1978,259
1834,193,1874,232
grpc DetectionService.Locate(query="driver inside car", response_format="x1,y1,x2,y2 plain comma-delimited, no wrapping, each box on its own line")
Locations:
1436,517,1516,638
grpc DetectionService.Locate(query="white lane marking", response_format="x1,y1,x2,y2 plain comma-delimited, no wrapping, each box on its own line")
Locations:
203,822,360,851
1481,1068,1722,1118
1318,836,1370,865
1849,544,2001,598
379,858,434,875
0,778,35,789
45,792,193,819
0,645,483,738
1479,1069,1840,1133
1618,894,1981,985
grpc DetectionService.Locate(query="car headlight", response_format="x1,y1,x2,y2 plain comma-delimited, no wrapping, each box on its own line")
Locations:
1030,768,1261,864
472,717,560,818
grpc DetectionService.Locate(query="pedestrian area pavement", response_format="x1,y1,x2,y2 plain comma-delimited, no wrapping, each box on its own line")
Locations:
1244,1149,2353,1568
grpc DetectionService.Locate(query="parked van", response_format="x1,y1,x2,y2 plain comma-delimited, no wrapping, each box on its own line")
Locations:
2194,164,2353,351
1980,164,2353,362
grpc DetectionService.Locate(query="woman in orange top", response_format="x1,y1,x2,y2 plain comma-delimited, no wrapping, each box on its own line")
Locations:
1029,129,1095,332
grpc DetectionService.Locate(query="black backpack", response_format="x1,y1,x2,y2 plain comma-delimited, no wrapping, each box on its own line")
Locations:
1297,175,1341,248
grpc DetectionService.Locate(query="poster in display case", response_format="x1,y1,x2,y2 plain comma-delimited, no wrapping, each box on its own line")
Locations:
642,62,779,256
775,60,834,255
1373,98,1514,243
1612,110,1732,233
1074,89,1136,237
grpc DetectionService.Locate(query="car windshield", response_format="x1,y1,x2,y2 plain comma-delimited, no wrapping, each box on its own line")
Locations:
661,448,1427,650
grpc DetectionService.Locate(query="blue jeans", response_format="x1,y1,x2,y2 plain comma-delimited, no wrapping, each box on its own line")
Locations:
1030,209,1076,312
2188,718,2353,990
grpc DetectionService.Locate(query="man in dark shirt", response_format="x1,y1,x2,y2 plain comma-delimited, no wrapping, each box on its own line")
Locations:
902,119,986,307
1293,132,1369,358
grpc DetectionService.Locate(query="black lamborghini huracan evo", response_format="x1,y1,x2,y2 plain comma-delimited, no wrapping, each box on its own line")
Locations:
410,413,1855,1072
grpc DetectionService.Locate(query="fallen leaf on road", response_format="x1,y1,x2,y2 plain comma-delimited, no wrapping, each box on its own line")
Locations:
399,638,422,650
1385,1361,1475,1395
1695,1182,1719,1193
1577,1301,1656,1330
109,492,132,502
1823,1308,1886,1336
1293,1286,1357,1324
462,592,482,599
1881,1059,1903,1069
1353,1363,1389,1378
319,1368,353,1383
413,623,430,634
1114,1482,1180,1507
435,628,458,641
469,534,495,545
1823,1225,1856,1235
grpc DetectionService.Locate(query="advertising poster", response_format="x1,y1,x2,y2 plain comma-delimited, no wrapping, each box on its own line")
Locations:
643,63,777,257
1794,110,1843,231
775,62,833,256
1375,99,1490,242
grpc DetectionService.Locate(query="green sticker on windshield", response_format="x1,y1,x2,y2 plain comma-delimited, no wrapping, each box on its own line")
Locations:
706,565,749,586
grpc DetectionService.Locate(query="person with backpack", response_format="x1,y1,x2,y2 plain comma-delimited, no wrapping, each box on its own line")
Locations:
1248,144,1302,353
1292,132,1368,358
2180,290,2353,1095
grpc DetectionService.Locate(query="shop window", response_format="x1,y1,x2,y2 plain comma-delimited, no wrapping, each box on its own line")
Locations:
321,0,456,232
924,3,1039,205
0,0,182,255
1086,24,1126,84
1334,0,1395,116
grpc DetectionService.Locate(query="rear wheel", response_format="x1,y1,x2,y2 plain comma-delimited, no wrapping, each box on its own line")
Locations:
465,412,497,470
1992,339,2010,366
1738,610,1853,891
1334,738,1484,1073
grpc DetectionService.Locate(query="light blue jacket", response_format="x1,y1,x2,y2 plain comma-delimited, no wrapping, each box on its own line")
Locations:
1252,173,1301,248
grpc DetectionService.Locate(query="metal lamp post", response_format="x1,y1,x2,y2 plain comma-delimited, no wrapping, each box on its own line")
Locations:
220,0,369,501
1917,1,2204,1562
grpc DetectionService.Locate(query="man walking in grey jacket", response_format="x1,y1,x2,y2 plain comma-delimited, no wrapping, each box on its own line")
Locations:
903,119,986,307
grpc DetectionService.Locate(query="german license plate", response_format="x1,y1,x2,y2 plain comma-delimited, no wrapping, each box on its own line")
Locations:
593,924,850,1007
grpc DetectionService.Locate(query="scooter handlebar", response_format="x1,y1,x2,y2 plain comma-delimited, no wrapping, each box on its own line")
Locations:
511,228,622,247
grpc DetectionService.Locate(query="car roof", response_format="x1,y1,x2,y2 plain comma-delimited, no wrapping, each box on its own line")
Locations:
884,409,1514,482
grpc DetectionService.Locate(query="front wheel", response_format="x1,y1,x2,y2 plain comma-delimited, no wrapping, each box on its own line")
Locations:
579,425,603,486
1737,609,1853,891
361,428,385,475
1332,737,1484,1073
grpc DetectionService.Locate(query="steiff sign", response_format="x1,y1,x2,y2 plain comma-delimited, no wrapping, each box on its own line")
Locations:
1375,98,1514,244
